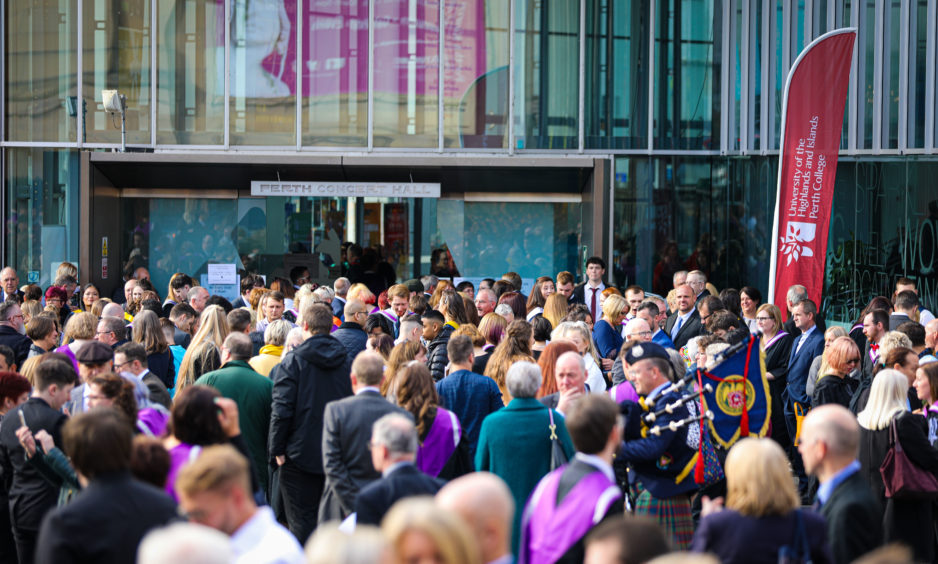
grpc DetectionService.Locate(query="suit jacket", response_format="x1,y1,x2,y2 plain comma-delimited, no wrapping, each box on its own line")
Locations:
786,327,825,407
35,471,177,564
319,391,410,523
355,463,445,526
332,297,346,321
141,372,172,410
571,282,606,309
888,313,911,331
66,385,85,415
819,471,882,564
691,508,833,564
0,325,31,368
664,310,704,350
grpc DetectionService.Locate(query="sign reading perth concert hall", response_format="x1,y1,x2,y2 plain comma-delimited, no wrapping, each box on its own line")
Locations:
250,181,441,199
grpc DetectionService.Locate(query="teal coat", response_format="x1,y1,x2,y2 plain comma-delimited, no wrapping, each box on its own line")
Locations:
475,397,575,555
195,360,273,492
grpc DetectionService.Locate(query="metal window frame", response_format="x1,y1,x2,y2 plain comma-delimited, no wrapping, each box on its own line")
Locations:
78,0,84,149
296,0,303,151
720,0,733,155
224,0,230,149
438,0,445,152
760,0,769,154
647,0,655,152
739,0,751,153
849,0,860,153
368,0,375,151
150,0,156,147
508,0,515,155
926,0,936,150
578,0,585,153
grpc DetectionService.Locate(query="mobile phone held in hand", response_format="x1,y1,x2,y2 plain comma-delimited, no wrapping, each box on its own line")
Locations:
17,409,26,428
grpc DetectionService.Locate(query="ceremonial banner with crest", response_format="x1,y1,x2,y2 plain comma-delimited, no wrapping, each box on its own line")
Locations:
767,28,856,308
698,336,771,449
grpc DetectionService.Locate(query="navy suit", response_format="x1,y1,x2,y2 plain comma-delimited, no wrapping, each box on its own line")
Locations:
355,463,445,526
784,325,824,496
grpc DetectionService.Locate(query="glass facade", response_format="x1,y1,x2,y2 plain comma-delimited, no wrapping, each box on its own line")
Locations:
3,0,938,323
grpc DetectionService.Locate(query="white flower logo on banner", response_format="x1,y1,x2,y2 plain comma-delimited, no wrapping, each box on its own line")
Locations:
779,221,817,265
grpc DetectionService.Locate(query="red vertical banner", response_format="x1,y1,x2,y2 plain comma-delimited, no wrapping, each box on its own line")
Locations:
769,29,856,309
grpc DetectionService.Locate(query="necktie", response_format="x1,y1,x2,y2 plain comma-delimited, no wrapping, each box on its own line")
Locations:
671,315,684,340
590,288,599,322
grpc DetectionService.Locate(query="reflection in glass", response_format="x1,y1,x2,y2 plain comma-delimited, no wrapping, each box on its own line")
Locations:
442,0,509,149
230,0,297,145
82,0,152,144
6,0,78,142
653,0,721,150
373,0,440,148
514,0,579,150
5,149,81,288
585,0,649,149
301,0,369,146
156,0,225,145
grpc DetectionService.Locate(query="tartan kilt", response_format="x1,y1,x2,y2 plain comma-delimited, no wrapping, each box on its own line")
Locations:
634,489,694,549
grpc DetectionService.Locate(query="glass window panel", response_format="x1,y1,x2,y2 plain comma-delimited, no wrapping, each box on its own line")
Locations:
6,0,78,142
156,0,225,145
514,0,579,150
653,0,721,150
753,0,763,150
885,0,899,148
910,0,927,148
82,0,152,145
5,149,80,288
442,0,509,149
301,0,369,147
585,0,649,149
858,0,874,149
373,0,441,148
229,0,297,145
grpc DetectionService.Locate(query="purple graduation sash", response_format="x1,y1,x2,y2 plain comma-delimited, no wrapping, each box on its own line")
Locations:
608,381,639,404
764,331,789,349
136,408,168,438
520,465,622,564
166,443,202,502
415,408,460,477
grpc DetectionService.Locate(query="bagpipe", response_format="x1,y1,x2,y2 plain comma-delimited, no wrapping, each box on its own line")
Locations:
646,409,715,436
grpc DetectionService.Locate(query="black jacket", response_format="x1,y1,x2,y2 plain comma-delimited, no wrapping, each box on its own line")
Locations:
819,471,882,564
269,334,352,474
35,471,177,564
319,391,411,523
426,324,454,382
355,463,445,526
858,412,938,562
331,322,368,366
0,325,31,369
145,350,175,389
0,398,68,532
664,310,704,350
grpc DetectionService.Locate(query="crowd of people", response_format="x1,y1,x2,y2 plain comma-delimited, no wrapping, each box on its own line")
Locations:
0,258,937,564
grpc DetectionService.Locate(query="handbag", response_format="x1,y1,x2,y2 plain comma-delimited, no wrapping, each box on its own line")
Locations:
548,408,568,471
880,416,938,499
777,509,812,564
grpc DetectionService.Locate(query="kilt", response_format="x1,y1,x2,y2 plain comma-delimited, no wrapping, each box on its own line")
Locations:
634,489,694,549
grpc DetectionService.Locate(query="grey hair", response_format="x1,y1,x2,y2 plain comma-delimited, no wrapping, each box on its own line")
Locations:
264,319,292,347
556,350,586,373
281,327,306,359
786,284,808,305
333,277,351,295
138,523,233,564
506,361,541,398
494,304,513,317
0,301,19,322
314,286,335,301
372,413,418,455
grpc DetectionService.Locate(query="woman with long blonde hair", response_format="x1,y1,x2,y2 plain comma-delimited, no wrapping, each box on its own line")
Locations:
176,305,229,391
484,320,536,403
542,293,569,330
551,321,606,393
383,498,480,564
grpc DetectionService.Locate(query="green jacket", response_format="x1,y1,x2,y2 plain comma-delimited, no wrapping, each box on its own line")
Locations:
475,397,575,555
195,360,273,492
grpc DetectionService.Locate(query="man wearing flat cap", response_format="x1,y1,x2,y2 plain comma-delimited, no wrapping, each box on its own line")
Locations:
617,342,701,550
65,341,114,415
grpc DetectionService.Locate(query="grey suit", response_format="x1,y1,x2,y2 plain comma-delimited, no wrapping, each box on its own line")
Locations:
318,390,411,523
66,385,86,415
141,372,172,410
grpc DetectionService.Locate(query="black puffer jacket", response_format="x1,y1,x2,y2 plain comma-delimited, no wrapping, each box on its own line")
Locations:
268,333,352,474
425,324,455,382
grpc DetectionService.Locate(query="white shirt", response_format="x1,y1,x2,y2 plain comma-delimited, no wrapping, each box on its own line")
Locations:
584,355,607,394
920,308,935,326
795,324,818,355
231,506,304,564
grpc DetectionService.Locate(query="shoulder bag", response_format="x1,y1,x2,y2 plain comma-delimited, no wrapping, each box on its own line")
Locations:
880,415,938,499
548,408,568,471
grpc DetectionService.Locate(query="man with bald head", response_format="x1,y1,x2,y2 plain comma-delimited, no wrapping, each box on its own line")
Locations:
436,472,514,564
539,351,589,413
925,318,938,358
623,318,653,344
799,404,881,563
664,285,703,349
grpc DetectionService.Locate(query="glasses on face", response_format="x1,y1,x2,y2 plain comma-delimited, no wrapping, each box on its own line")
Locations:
756,316,773,322
631,331,653,338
